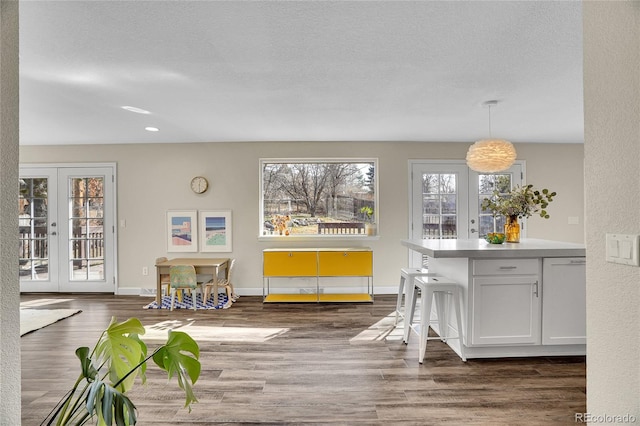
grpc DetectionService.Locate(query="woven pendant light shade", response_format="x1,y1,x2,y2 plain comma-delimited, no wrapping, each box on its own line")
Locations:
466,138,517,173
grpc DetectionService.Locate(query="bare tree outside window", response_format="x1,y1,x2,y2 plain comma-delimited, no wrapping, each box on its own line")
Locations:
261,159,377,236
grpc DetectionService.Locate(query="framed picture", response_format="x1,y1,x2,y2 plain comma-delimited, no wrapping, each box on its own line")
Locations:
166,210,198,252
199,210,232,252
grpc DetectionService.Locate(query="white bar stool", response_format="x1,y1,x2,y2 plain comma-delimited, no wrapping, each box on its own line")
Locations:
395,268,438,326
404,275,466,363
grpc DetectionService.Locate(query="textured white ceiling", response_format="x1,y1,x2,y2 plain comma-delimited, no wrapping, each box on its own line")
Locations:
19,1,583,146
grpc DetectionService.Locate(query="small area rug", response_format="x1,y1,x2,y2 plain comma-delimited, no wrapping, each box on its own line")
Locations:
20,308,82,336
143,294,230,310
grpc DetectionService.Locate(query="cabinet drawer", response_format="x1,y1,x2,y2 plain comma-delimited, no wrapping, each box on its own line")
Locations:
263,251,317,277
473,259,539,276
318,251,372,276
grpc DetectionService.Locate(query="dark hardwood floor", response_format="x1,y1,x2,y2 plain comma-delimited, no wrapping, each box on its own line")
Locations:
20,294,585,425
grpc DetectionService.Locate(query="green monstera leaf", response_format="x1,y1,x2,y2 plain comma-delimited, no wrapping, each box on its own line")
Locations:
152,330,201,411
86,379,137,426
94,317,147,392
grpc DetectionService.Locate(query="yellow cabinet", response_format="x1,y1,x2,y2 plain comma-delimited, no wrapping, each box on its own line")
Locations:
263,248,373,303
318,251,372,277
263,251,317,277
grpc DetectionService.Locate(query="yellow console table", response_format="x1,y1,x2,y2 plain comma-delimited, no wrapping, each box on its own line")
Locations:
263,248,373,303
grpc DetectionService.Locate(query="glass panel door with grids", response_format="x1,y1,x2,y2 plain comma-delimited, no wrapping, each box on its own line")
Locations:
409,161,523,267
19,165,115,293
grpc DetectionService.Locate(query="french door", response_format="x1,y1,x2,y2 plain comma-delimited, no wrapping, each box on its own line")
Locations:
19,165,116,293
409,160,523,267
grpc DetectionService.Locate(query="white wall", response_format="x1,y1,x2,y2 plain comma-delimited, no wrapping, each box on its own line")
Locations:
0,1,21,423
583,1,640,419
20,141,584,295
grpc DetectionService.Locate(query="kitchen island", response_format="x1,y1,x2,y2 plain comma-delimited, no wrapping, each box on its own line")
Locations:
401,238,586,359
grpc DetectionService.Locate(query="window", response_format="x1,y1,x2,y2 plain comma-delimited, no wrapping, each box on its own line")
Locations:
260,159,378,237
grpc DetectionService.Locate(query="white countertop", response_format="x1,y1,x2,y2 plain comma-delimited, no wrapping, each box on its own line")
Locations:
401,238,585,259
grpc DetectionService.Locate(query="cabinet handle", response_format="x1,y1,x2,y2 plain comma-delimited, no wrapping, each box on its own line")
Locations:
569,259,586,264
533,281,539,297
288,253,293,257
343,252,348,256
499,266,517,270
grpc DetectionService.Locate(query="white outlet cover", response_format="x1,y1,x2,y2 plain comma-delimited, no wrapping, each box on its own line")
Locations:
606,234,640,266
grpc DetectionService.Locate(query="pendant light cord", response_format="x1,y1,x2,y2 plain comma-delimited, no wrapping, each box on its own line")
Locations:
487,104,493,139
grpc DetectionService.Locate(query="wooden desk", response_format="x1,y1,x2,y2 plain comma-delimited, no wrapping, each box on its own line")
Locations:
155,258,230,306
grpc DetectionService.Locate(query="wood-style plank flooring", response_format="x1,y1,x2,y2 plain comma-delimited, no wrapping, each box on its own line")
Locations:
20,294,585,425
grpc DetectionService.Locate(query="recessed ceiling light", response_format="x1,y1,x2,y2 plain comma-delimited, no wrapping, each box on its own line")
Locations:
121,106,151,114
145,127,159,132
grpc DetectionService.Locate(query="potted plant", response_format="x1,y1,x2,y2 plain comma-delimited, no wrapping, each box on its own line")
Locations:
44,317,201,426
360,206,376,236
481,184,556,243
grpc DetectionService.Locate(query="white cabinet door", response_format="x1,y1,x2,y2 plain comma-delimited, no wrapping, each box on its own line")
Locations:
542,258,586,345
471,275,541,346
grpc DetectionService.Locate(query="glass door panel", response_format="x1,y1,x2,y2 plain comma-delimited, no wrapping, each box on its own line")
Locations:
421,173,459,239
69,177,105,281
19,168,58,292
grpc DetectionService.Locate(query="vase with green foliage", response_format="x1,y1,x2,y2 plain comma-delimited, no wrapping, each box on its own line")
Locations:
43,317,201,426
481,184,556,243
359,206,376,236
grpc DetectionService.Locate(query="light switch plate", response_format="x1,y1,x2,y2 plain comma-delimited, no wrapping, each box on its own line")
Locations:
606,234,640,266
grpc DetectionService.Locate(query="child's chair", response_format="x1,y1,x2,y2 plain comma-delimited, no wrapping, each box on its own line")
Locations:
204,258,238,308
169,265,200,311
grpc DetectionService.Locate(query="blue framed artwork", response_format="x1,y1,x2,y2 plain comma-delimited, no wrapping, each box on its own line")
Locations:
199,210,232,252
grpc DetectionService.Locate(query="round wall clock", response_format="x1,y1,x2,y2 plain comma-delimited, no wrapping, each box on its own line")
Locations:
190,176,209,194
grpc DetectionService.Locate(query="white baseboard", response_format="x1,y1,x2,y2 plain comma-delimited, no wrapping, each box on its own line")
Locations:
116,287,147,296
117,285,398,297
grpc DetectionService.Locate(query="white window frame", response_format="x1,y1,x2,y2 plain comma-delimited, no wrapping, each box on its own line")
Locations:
258,158,379,241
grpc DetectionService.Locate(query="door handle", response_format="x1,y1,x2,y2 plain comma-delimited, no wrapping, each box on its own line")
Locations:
51,231,57,236
470,228,477,234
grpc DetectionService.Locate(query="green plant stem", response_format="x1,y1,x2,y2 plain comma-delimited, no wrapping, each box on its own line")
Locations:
46,375,85,426
41,388,74,426
67,407,91,426
56,358,112,425
112,346,163,389
44,332,121,426
59,381,94,426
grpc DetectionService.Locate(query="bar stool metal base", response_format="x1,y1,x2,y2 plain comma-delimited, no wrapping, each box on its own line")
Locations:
404,276,466,363
395,268,438,326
